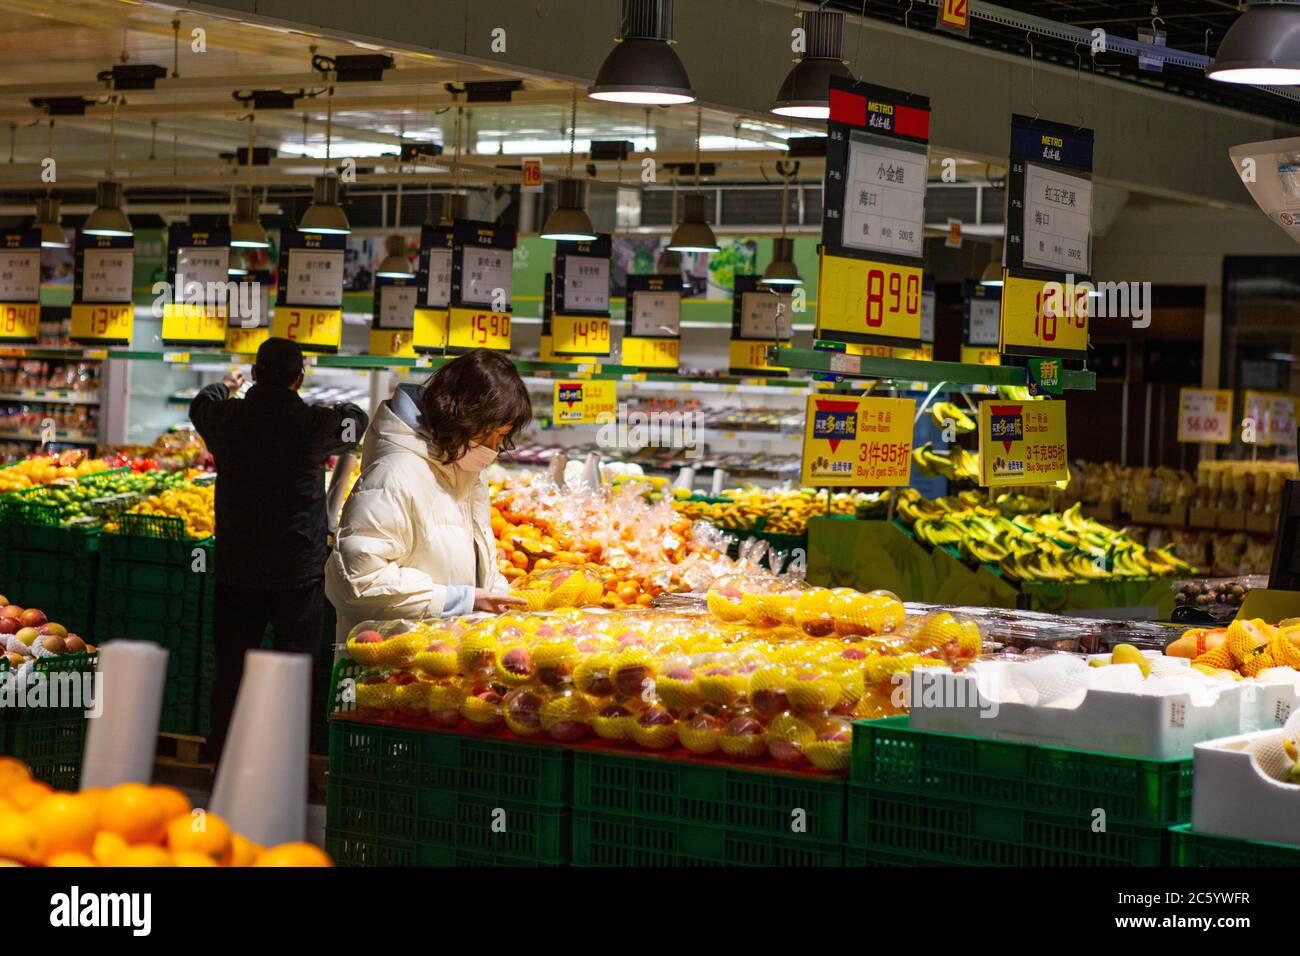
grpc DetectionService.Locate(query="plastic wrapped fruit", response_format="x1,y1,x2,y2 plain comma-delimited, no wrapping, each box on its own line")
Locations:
696,661,748,707
414,638,459,679
629,705,678,749
786,666,842,714
739,582,802,629
705,579,747,623
829,588,904,637
345,622,408,667
591,702,636,741
457,628,500,681
656,659,701,710
611,647,656,700
426,682,466,728
793,588,836,638
539,688,594,742
395,679,433,713
512,564,605,610
909,611,983,660
574,651,615,697
766,712,817,765
459,686,505,730
495,642,535,687
803,717,852,772
503,687,545,737
355,673,397,711
748,665,792,719
718,712,767,758
532,636,579,687
677,707,725,755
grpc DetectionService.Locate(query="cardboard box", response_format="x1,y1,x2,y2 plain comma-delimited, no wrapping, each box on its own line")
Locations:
1188,506,1218,529
1246,511,1279,535
1081,501,1118,522
1216,509,1247,531
1131,501,1189,527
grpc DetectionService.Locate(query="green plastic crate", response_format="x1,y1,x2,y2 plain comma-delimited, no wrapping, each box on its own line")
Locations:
100,559,208,597
572,749,845,843
328,718,571,805
851,716,1193,828
1171,824,1300,867
571,809,843,867
324,829,565,867
100,514,212,565
326,775,569,862
1,653,97,788
95,587,202,626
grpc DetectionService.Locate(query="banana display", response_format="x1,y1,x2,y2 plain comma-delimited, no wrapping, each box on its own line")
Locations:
672,486,870,536
929,401,975,433
911,442,980,482
893,489,1198,583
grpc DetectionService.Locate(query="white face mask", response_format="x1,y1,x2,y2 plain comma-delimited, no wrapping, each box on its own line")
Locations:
455,442,498,472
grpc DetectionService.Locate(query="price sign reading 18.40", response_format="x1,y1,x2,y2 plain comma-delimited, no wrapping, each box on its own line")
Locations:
999,273,1089,356
0,230,41,343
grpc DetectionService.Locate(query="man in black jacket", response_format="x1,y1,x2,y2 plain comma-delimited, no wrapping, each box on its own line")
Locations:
190,337,368,763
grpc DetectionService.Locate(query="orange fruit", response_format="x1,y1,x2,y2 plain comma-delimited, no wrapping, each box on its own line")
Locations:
164,812,232,865
115,845,175,867
6,779,52,811
28,792,97,857
98,783,166,845
229,832,260,867
0,814,45,864
151,785,192,822
253,842,333,867
171,850,218,867
46,851,96,867
0,757,30,794
92,831,128,866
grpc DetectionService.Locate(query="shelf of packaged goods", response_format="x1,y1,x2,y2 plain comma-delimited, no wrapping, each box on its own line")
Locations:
0,429,97,444
769,347,1098,390
0,390,100,405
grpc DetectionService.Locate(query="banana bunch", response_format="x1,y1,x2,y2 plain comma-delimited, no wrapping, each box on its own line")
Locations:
910,442,980,482
672,485,862,536
929,400,976,433
996,385,1035,401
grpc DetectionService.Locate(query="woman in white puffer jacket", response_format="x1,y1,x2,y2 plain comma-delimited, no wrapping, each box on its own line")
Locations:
325,350,530,641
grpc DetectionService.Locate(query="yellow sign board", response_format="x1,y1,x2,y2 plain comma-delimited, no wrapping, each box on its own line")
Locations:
412,308,449,352
225,326,269,355
0,303,40,342
552,314,612,356
270,307,342,352
448,307,510,351
368,329,416,358
960,345,1001,366
999,272,1089,355
553,380,617,425
70,303,133,345
161,303,226,347
621,336,679,369
978,399,1069,486
1177,388,1232,444
800,394,916,487
728,339,786,374
817,252,923,344
1243,390,1298,447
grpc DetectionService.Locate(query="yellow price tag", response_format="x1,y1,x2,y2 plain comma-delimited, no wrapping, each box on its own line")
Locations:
978,399,1069,486
70,303,133,345
161,303,226,347
225,326,270,355
817,253,923,344
0,303,40,342
368,329,416,357
412,308,449,352
553,380,617,424
800,394,916,487
960,345,1001,366
1177,388,1232,444
621,336,679,369
271,307,343,351
552,314,612,356
448,307,511,351
538,334,589,365
728,339,786,374
999,273,1088,355
890,343,934,361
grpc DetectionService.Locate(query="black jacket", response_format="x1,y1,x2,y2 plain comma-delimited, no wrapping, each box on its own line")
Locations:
189,382,368,590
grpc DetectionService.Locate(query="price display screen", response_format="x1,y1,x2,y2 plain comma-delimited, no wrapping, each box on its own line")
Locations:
841,132,927,259
376,285,418,330
226,280,271,329
967,297,1001,346
630,291,680,337
286,249,343,307
562,255,610,313
0,249,39,302
82,248,134,303
460,247,512,307
739,290,793,340
175,246,230,288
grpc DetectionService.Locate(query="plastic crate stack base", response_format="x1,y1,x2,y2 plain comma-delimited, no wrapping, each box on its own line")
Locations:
95,533,213,736
570,749,846,867
0,653,97,790
0,524,99,637
324,719,571,866
848,716,1193,866
1170,824,1300,867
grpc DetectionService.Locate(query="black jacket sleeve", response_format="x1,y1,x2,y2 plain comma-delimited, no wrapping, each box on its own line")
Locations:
188,383,231,448
311,401,369,457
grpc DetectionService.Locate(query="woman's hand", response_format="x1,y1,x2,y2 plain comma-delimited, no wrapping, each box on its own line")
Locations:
474,589,527,614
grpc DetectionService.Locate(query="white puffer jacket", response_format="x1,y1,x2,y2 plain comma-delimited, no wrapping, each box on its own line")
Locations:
324,384,508,641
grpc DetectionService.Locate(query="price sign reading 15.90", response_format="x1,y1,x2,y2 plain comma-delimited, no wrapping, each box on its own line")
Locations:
448,307,511,351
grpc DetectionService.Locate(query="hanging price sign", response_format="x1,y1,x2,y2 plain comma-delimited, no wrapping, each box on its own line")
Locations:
1177,389,1232,444
448,308,511,351
161,225,230,347
552,315,611,356
800,394,916,487
272,306,343,350
817,253,924,345
274,229,344,352
621,336,680,369
449,219,515,352
728,339,786,375
978,400,1069,487
999,273,1089,356
0,230,41,343
960,346,1001,366
225,325,270,355
71,233,134,346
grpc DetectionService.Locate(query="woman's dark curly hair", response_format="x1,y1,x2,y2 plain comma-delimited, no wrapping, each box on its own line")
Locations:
418,349,532,464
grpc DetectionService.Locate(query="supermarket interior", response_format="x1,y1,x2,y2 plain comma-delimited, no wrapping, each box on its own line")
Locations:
6,0,1300,895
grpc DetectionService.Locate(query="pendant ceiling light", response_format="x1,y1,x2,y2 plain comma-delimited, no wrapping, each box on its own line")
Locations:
230,118,270,248
377,126,413,278
228,249,250,276
1208,2,1300,85
763,169,802,286
667,108,719,253
33,121,67,248
541,91,598,241
979,261,1004,288
589,0,695,105
299,90,351,234
84,99,132,237
771,9,855,119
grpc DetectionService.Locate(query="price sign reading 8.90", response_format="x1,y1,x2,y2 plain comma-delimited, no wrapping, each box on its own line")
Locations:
864,266,921,329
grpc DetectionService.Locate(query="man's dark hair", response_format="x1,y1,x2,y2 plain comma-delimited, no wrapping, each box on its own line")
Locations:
253,337,305,389
418,349,531,464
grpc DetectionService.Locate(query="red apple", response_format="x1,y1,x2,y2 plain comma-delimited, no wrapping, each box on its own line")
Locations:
614,663,654,698
818,729,851,742
665,666,695,681
0,605,23,619
354,630,384,644
63,635,86,654
386,671,416,685
599,704,632,719
430,708,461,729
638,706,674,727
504,688,543,728
0,617,18,635
841,647,868,660
424,641,453,653
725,715,764,736
769,738,804,764
751,688,790,718
500,647,532,676
18,609,46,629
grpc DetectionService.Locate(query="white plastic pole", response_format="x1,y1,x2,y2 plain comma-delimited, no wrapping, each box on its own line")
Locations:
80,640,168,789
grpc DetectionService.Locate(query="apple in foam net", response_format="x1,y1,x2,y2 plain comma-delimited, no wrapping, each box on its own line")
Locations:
424,641,453,654
637,706,674,727
751,688,790,719
818,728,851,742
64,635,86,654
665,666,695,681
614,663,653,698
725,715,765,737
841,647,868,660
14,627,39,647
599,704,632,720
354,630,385,644
501,646,532,676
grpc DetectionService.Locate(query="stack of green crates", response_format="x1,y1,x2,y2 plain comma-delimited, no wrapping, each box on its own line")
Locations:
96,512,214,736
570,749,845,866
1170,824,1300,866
846,716,1194,866
323,659,570,866
0,653,98,789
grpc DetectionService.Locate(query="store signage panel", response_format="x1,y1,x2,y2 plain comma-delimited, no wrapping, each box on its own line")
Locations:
978,400,1069,487
553,380,616,425
1177,388,1232,444
272,229,344,351
71,232,135,346
414,224,453,354
0,230,41,343
162,225,230,347
800,394,916,488
963,280,1001,347
449,219,515,352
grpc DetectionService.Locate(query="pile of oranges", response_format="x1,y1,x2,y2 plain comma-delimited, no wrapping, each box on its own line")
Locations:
0,758,331,867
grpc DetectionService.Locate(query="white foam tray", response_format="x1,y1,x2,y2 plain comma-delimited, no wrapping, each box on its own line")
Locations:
1192,729,1300,847
906,663,1247,760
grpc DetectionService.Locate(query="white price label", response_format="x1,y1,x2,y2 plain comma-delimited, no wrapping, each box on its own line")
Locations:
842,131,928,258
82,248,134,303
175,246,230,288
377,284,418,330
631,291,681,337
1023,162,1092,274
286,249,344,307
739,290,793,340
461,246,512,307
0,249,39,302
968,298,1001,346
425,248,451,309
563,255,610,312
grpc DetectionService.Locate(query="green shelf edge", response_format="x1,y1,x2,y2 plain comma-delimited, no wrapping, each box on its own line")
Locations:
769,347,1097,391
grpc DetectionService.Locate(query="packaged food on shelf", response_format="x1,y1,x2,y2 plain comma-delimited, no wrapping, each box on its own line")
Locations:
1171,574,1267,621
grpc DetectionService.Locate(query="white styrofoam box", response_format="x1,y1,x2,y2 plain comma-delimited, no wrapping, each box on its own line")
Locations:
1192,729,1300,847
1239,675,1300,733
907,662,1247,760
